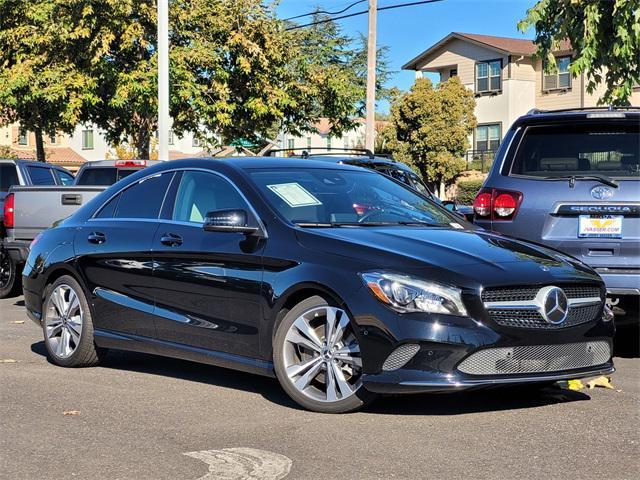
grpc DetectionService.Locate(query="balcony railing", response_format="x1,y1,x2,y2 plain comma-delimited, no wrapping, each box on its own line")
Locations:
464,149,496,173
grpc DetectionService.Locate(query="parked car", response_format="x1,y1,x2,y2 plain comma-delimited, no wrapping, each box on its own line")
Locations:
267,148,474,220
1,159,155,298
0,159,75,297
474,107,639,324
23,157,614,413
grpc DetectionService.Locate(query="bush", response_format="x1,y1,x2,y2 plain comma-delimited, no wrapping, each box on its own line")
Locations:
456,179,484,205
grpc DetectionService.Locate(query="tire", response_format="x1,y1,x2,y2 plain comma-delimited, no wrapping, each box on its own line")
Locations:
0,249,20,299
42,275,106,367
273,295,376,413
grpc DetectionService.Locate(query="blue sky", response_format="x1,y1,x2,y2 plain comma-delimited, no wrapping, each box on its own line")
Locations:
277,0,537,111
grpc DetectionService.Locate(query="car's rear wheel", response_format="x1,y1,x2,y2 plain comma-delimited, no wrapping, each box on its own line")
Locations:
273,296,376,413
0,249,19,299
42,275,106,367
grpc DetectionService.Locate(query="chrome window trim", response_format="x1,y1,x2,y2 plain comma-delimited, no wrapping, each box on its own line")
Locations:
88,167,267,237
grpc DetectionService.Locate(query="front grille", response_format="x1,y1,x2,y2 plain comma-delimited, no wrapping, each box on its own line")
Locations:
457,341,611,376
489,304,602,329
482,285,600,303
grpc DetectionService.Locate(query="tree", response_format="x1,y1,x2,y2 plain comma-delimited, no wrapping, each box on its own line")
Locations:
519,0,640,106
385,77,476,196
0,0,101,162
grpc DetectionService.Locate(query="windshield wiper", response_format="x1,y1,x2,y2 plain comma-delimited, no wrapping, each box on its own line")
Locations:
545,174,618,189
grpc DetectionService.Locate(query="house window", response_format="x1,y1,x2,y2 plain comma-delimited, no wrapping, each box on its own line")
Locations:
18,128,28,145
82,129,94,150
49,133,57,144
192,136,201,147
306,136,312,149
326,136,332,150
344,137,350,150
287,138,295,150
475,124,501,151
168,130,174,145
476,60,501,92
543,56,572,91
449,68,457,78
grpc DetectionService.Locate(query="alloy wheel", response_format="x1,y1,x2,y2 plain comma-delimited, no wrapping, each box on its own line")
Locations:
44,284,84,359
282,306,363,403
0,251,11,289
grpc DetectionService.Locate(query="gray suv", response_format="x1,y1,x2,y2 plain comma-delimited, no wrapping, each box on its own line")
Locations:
475,107,639,323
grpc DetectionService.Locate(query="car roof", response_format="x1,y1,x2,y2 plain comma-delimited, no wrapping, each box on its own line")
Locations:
0,159,68,169
515,106,640,127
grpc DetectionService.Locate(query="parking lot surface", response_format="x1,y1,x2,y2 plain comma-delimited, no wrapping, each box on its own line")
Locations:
1,295,638,480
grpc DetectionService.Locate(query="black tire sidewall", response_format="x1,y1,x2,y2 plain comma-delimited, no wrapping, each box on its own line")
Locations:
273,295,375,413
42,275,101,367
0,251,17,299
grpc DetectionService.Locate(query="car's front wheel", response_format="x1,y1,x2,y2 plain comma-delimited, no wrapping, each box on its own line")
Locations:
273,296,376,413
42,275,106,367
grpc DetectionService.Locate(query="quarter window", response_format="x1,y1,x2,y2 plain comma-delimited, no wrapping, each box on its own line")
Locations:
476,60,501,92
56,170,75,185
475,124,501,151
0,165,19,192
543,56,572,91
114,173,173,219
172,171,249,224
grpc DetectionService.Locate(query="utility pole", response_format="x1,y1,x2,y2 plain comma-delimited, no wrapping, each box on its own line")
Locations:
365,0,377,153
157,0,170,161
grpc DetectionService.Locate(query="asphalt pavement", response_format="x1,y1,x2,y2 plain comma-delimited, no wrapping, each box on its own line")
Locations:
1,295,638,480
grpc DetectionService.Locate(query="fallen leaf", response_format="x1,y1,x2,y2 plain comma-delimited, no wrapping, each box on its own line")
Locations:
63,410,81,416
587,376,615,390
567,379,585,391
10,320,25,324
0,359,17,363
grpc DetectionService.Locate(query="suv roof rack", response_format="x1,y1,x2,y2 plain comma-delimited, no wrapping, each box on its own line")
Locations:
527,106,640,115
265,147,377,159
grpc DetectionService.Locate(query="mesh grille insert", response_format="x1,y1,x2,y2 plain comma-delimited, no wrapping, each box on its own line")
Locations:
382,344,420,371
457,341,611,376
489,304,601,329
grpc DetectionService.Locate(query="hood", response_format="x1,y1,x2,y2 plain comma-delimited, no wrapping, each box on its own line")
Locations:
297,227,600,287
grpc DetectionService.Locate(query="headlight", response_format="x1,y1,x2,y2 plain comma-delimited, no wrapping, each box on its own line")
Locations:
360,271,468,316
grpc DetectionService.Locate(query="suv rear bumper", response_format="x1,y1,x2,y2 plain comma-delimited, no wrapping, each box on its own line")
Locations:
1,239,30,265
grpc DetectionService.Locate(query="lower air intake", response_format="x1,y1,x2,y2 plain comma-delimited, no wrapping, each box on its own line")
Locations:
382,344,420,371
457,341,611,376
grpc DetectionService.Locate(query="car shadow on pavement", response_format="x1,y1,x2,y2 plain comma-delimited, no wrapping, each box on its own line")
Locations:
613,324,639,358
31,341,593,415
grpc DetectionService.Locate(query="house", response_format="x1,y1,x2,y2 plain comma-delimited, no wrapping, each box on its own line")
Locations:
403,32,640,159
277,118,373,155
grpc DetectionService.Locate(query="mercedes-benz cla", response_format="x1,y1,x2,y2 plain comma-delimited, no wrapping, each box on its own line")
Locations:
22,158,614,413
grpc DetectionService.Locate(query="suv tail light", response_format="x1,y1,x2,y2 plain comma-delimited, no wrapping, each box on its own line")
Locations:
3,193,14,228
473,188,522,221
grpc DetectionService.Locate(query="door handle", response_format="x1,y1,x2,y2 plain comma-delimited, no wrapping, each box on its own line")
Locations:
87,232,106,244
160,233,183,247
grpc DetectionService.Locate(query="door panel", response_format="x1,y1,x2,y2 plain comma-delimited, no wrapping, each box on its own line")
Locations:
151,170,264,356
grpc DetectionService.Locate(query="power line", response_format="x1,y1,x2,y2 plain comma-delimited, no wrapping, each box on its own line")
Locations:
285,0,445,31
282,0,367,22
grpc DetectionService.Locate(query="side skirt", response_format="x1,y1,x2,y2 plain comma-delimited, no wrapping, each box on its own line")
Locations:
94,329,275,378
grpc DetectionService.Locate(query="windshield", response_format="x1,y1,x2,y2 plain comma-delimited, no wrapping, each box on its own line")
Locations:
249,168,459,227
510,121,639,179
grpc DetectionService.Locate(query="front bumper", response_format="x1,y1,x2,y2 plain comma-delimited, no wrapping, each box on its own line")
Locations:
350,287,616,395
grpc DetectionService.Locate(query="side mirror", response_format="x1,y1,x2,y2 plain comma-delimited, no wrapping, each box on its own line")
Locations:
203,209,260,235
441,200,457,212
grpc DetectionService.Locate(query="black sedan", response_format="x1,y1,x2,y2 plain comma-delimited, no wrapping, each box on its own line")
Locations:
22,158,614,413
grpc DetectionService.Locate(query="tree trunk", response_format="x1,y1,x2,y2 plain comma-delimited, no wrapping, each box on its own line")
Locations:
134,129,150,160
34,128,46,162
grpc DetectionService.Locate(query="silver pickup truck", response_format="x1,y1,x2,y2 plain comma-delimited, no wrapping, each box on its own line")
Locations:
1,159,156,298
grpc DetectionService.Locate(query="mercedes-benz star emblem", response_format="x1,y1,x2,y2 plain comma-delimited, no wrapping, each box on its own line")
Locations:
539,286,569,324
591,186,613,200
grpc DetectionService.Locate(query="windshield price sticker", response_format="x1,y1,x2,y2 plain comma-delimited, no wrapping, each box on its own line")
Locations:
267,183,322,208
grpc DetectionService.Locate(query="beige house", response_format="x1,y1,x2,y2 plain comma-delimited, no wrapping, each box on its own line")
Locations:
403,32,640,155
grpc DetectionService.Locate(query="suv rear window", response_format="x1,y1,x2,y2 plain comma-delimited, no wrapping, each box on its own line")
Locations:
510,121,639,178
76,167,139,185
0,164,19,192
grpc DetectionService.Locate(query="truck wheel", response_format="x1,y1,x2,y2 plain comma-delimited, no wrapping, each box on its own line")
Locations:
0,249,19,299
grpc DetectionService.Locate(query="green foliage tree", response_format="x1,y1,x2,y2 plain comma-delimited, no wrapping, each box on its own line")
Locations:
385,77,476,196
519,0,640,106
0,0,101,162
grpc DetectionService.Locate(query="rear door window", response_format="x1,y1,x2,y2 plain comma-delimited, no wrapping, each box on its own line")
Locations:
27,165,56,185
56,169,75,185
114,173,173,219
510,121,640,178
0,164,19,192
